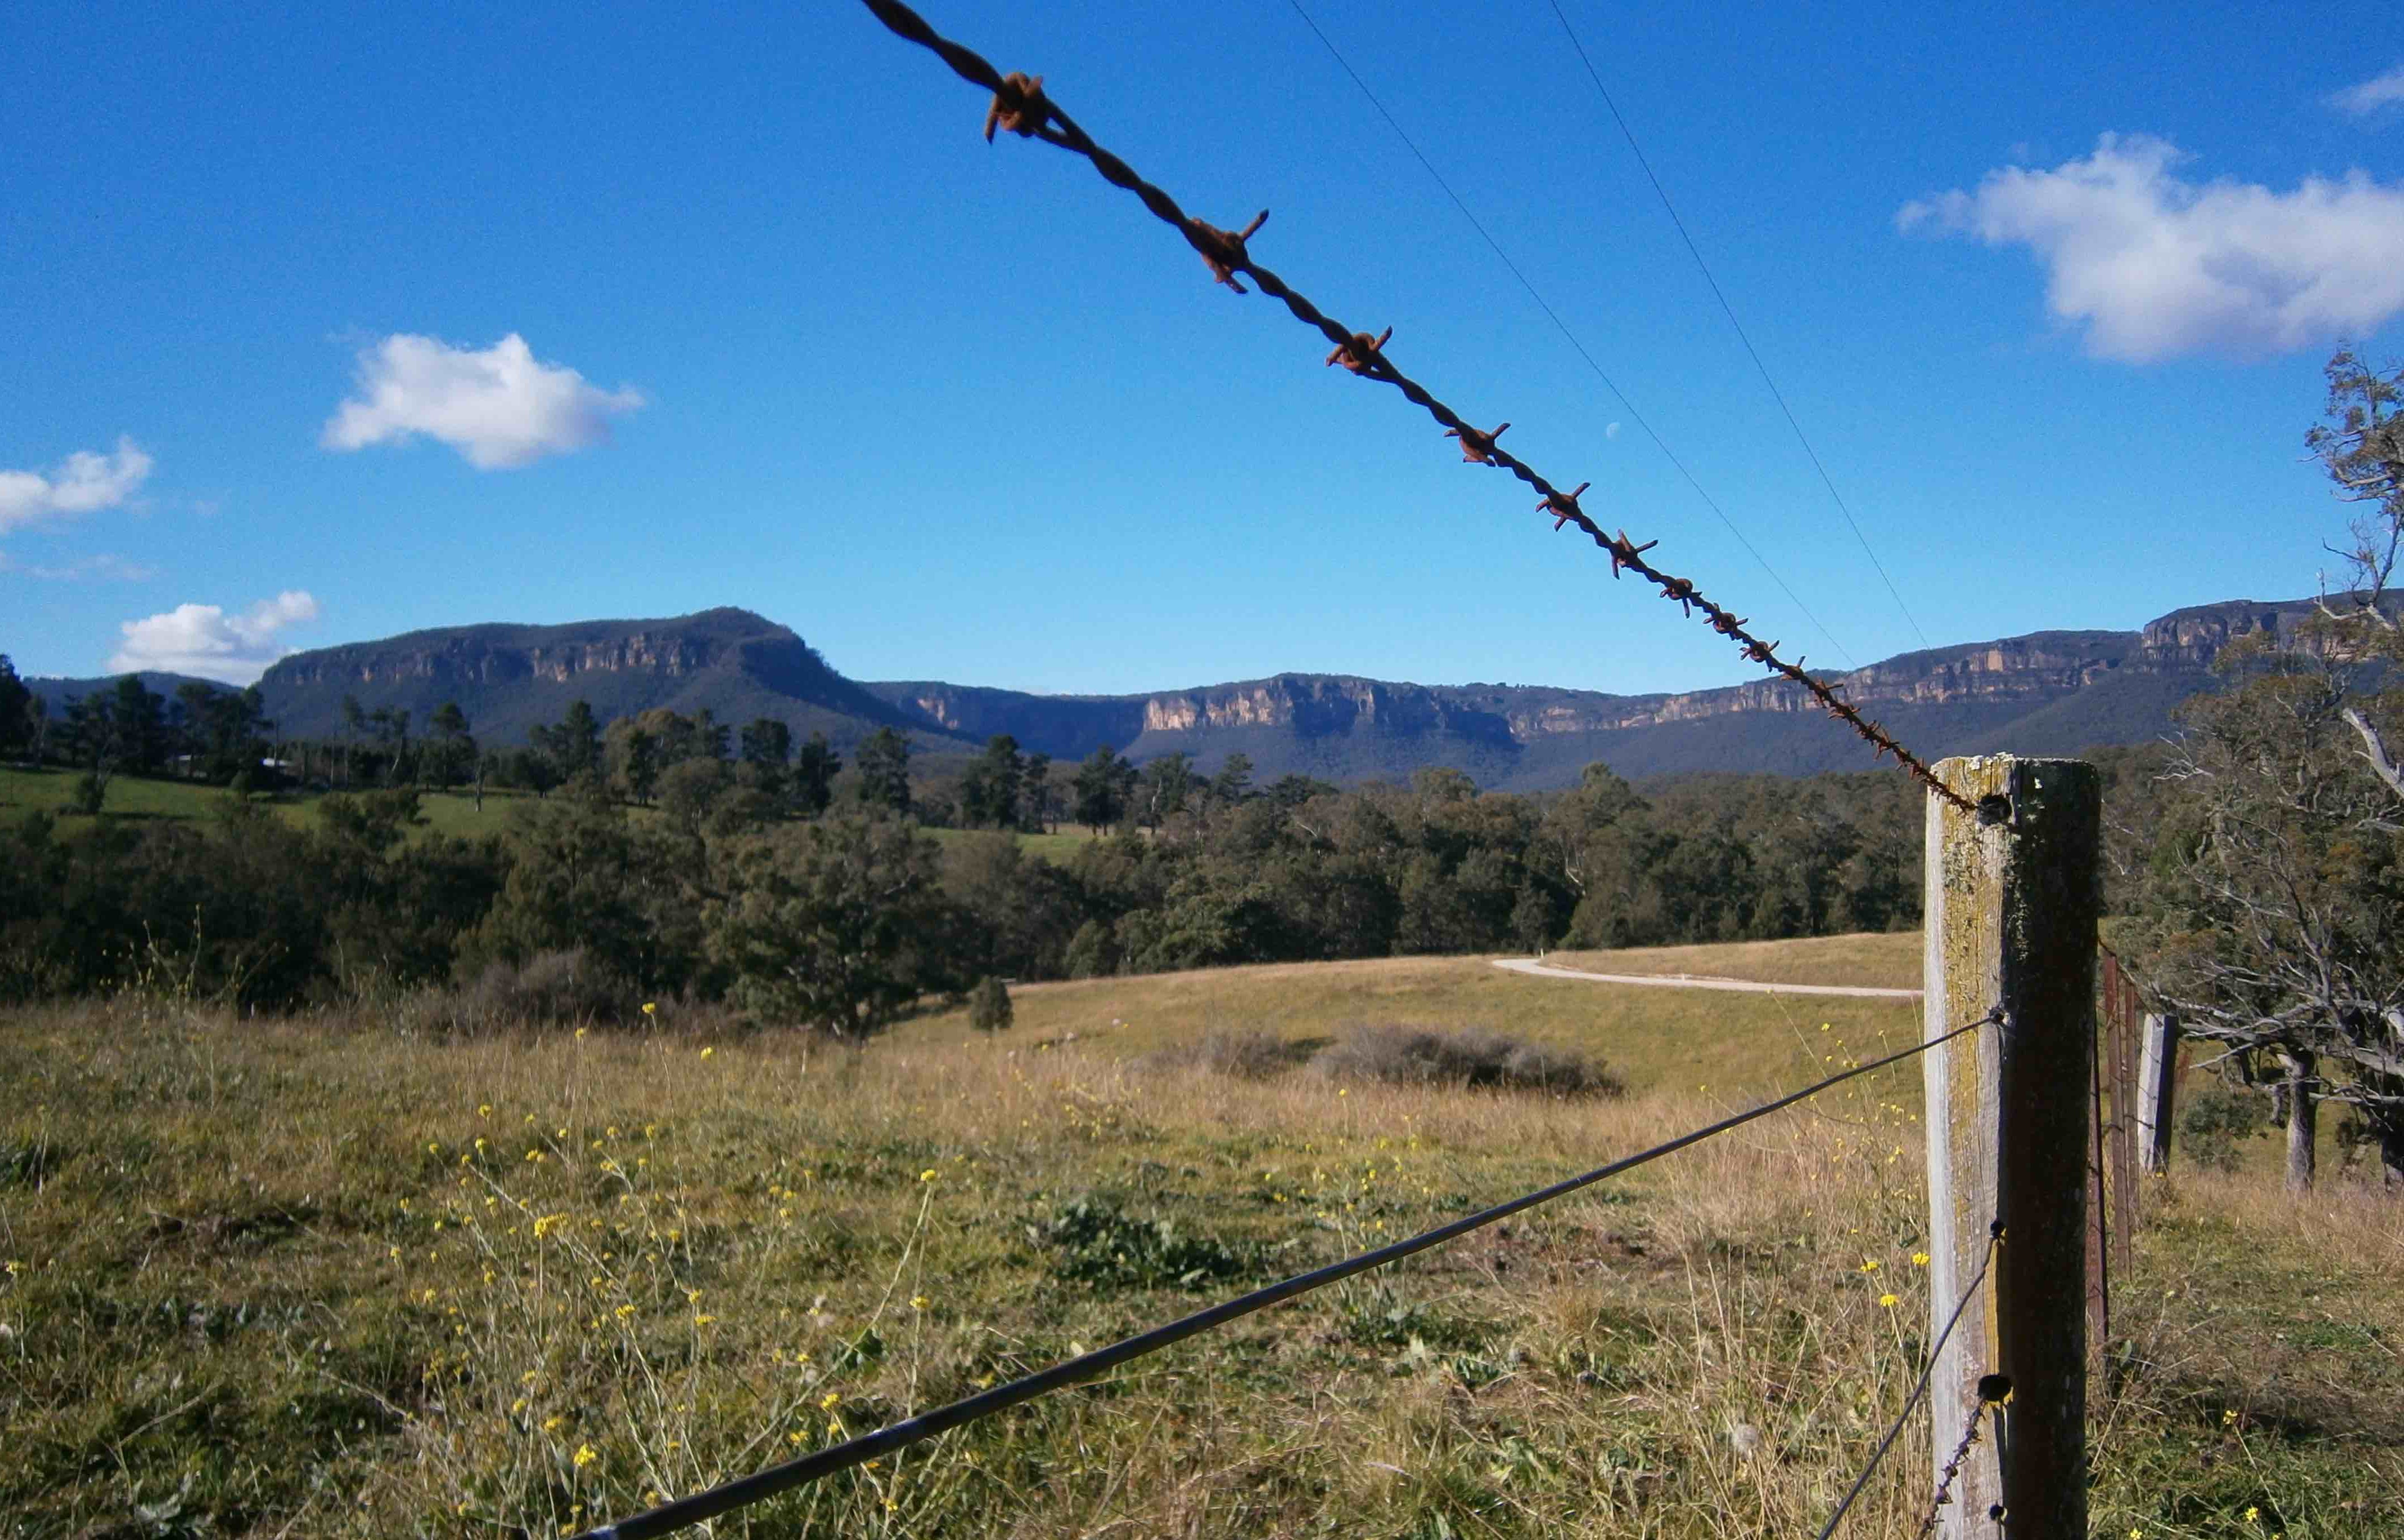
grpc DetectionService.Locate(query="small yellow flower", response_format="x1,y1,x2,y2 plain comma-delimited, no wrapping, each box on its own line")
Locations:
512,1397,528,1413
642,1002,657,1017
543,1414,564,1431
821,1391,841,1410
616,1303,637,1319
574,1027,588,1040
1859,1259,1880,1273
526,1150,544,1163
2223,1409,2239,1425
574,1444,597,1468
920,1169,937,1182
1911,1252,1931,1267
2245,1508,2260,1525
694,1313,717,1326
1338,1088,1348,1097
1879,1293,1900,1308
910,1294,929,1310
700,1046,715,1059
478,1104,492,1119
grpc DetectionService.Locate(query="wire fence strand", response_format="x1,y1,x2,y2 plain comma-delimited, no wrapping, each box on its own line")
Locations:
1813,1219,2005,1540
571,1008,2001,1540
855,0,1977,814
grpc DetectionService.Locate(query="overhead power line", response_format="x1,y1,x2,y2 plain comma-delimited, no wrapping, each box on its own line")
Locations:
1284,0,1857,669
1543,0,1932,649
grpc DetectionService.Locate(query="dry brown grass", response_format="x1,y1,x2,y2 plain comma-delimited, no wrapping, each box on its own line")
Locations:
3,955,2397,1538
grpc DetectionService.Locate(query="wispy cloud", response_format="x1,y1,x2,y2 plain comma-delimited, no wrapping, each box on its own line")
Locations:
2328,64,2404,118
0,551,159,582
1899,134,2404,362
322,332,645,469
110,591,321,684
0,437,153,534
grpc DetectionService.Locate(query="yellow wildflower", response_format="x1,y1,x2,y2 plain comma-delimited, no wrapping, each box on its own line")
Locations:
1878,1293,1900,1308
1911,1252,1931,1267
574,1444,597,1468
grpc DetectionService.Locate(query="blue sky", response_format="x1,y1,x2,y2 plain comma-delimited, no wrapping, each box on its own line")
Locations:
6,1,2402,697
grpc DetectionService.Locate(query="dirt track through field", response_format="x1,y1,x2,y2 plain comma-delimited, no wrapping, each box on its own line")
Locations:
1494,957,1924,999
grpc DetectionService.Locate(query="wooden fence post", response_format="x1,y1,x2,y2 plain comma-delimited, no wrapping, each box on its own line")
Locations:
2136,1013,2179,1173
1924,756,2100,1540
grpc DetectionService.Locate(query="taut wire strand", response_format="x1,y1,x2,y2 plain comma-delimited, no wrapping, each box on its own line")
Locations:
853,0,1977,814
1813,1222,2006,1540
571,1009,2001,1540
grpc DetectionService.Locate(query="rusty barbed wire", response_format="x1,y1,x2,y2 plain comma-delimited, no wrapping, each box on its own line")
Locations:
857,0,1976,814
1917,1374,2011,1540
1813,1212,2006,1540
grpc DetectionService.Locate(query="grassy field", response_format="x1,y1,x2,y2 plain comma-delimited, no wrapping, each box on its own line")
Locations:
4,947,2397,1538
0,765,533,841
1542,932,1923,993
2,766,1092,856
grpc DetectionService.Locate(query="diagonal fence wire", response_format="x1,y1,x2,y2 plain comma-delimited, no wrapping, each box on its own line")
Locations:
571,1008,2002,1540
1541,0,1931,651
1813,1219,2006,1540
854,0,1976,815
1283,0,1859,671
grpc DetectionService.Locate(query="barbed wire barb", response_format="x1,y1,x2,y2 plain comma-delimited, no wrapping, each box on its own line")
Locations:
855,0,1976,813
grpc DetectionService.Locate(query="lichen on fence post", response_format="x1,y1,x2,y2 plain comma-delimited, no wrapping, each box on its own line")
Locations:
1923,755,2099,1540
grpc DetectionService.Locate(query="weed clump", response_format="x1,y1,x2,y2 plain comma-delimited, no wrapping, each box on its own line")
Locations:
1312,1026,1620,1097
1028,1195,1256,1291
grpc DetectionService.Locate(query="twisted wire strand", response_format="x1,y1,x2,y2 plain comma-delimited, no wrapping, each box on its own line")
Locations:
572,1009,2002,1540
855,0,1976,814
1813,1221,2006,1540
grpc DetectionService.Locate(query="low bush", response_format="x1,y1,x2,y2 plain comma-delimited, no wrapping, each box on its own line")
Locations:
1311,1025,1620,1097
1142,1026,1311,1079
462,948,628,1026
2180,1081,2264,1173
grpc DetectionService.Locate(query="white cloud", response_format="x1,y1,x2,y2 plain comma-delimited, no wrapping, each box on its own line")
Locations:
2329,64,2404,118
1898,134,2404,362
321,332,645,469
110,591,321,684
0,437,153,533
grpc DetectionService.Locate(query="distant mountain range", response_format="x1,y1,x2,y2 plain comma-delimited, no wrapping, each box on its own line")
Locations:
25,596,2362,789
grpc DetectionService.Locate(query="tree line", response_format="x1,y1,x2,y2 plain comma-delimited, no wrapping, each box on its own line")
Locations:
0,698,1926,1031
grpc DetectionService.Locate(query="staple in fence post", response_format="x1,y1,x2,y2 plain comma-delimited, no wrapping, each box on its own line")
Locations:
2136,1011,2179,1173
1923,756,2099,1540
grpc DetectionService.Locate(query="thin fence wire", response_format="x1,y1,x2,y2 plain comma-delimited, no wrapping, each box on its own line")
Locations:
857,0,1977,815
1283,0,1859,670
571,1008,2002,1540
1540,0,1931,649
1813,1221,2004,1540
